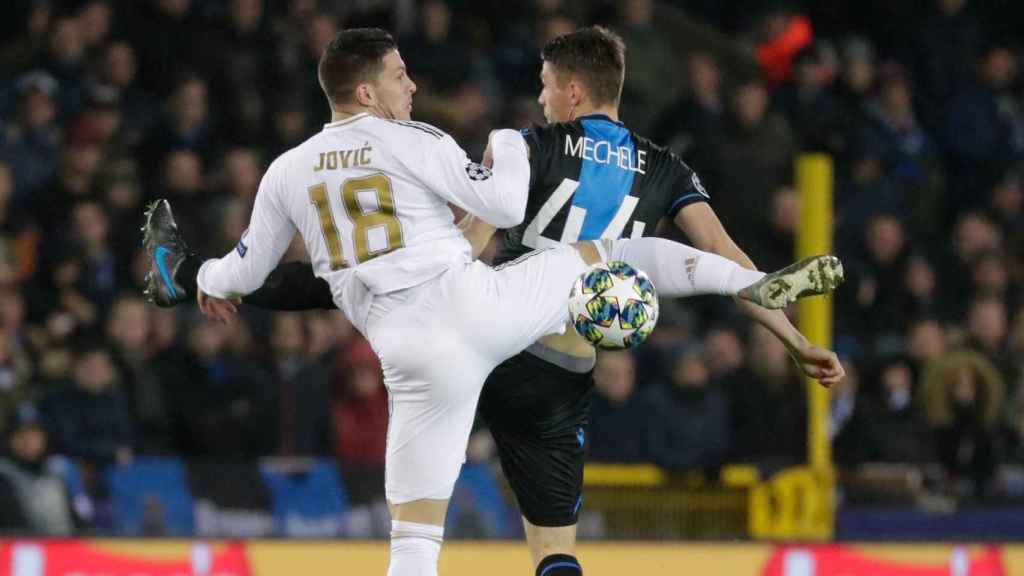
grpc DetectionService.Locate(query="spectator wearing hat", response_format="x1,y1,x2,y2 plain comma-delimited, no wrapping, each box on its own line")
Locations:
0,402,74,535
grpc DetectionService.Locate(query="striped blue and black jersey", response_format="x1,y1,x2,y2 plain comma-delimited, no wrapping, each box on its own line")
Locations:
494,113,710,265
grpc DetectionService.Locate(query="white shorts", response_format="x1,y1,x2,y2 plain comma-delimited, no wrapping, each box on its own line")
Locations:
362,246,589,504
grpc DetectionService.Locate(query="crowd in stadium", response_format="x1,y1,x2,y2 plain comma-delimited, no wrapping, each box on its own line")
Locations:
0,0,1023,536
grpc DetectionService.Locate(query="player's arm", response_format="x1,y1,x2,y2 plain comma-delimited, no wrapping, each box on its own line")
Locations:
197,159,297,316
243,261,336,310
673,202,842,385
423,129,530,228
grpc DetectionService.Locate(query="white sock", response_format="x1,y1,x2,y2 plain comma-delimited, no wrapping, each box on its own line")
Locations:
387,520,444,576
600,238,765,297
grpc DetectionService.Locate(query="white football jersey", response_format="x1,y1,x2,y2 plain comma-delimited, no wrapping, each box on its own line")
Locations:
197,112,530,327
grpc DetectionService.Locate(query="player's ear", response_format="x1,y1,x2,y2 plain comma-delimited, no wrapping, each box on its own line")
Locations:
355,82,375,107
568,80,584,107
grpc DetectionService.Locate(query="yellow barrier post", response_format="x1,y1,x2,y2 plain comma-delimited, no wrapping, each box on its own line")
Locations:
796,153,835,539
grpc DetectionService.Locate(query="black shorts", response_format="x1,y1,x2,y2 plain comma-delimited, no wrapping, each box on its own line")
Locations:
477,349,594,527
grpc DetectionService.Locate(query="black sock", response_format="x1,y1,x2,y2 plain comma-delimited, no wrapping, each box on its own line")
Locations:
176,254,201,296
536,554,582,576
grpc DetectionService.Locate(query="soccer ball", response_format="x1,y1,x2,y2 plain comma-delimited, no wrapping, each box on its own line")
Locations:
568,261,659,350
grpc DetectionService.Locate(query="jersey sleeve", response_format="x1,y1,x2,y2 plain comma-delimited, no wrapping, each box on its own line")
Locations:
665,156,711,218
519,123,556,191
197,157,297,298
419,129,530,228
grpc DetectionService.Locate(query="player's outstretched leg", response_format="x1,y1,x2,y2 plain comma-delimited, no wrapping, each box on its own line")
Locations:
581,237,843,308
141,199,200,307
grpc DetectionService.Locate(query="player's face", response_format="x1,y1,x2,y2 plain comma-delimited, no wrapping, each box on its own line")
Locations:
370,50,417,121
538,62,573,123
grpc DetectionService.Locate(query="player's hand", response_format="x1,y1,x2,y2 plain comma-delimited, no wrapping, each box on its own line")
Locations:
197,290,240,324
790,343,844,387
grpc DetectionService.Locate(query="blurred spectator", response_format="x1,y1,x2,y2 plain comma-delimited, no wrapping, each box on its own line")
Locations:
331,337,387,526
922,350,1005,496
703,324,745,379
775,41,841,151
616,0,681,133
965,296,1017,386
750,186,798,272
95,41,157,149
844,356,932,464
0,2,53,74
726,325,807,468
944,211,1003,319
142,75,215,172
266,94,309,159
643,347,729,472
32,121,104,242
44,340,133,468
124,0,209,96
174,319,276,457
839,214,914,347
67,200,119,316
911,0,985,134
832,36,875,153
0,71,61,201
0,402,73,535
400,0,474,95
700,78,794,250
906,317,949,375
753,5,813,88
834,138,901,256
944,43,1023,214
105,294,173,453
654,51,725,159
988,169,1024,265
970,251,1016,312
269,312,331,456
588,351,647,462
208,0,279,145
77,1,113,57
862,63,945,240
0,321,34,435
38,16,87,119
0,160,38,283
217,147,262,202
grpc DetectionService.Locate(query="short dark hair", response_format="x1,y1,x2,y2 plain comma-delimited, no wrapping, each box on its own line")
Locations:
318,28,397,108
541,26,626,107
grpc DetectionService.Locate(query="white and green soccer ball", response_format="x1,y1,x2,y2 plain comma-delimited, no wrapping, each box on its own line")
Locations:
568,261,659,350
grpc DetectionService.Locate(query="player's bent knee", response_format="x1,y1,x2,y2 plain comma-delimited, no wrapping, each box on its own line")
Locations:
536,554,583,576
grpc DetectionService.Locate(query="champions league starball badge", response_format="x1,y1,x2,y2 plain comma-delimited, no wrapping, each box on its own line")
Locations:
465,162,493,181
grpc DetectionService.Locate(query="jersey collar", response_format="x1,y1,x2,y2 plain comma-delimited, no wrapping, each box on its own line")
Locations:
323,113,371,129
576,113,623,125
